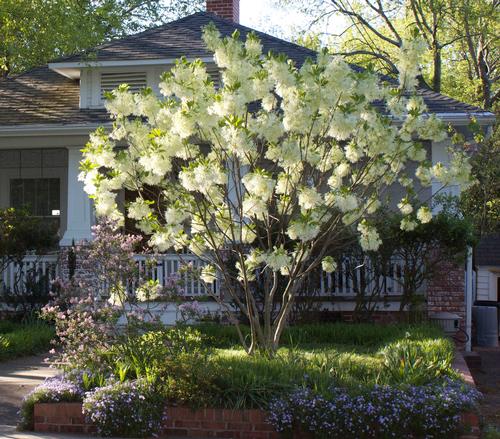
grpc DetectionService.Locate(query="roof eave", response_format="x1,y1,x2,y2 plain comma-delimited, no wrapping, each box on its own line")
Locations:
49,57,215,79
433,112,497,126
391,112,497,126
0,122,112,137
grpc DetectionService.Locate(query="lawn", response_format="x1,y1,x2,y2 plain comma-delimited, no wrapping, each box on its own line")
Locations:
0,320,54,361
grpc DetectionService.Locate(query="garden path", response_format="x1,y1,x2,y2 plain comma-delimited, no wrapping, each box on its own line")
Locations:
0,354,58,429
470,346,500,430
0,355,197,438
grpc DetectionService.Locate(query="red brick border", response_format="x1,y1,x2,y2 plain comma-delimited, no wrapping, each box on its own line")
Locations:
34,403,96,434
163,406,279,438
33,403,278,438
453,351,481,438
32,402,479,438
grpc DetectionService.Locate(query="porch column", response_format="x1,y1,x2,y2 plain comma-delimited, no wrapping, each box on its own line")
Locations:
60,147,93,246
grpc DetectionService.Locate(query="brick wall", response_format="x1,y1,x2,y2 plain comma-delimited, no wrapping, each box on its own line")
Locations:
33,402,480,438
427,260,466,325
163,406,279,439
34,403,96,434
206,0,240,22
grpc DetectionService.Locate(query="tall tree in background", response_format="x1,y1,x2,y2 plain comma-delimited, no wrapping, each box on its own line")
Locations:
281,0,498,109
447,0,499,109
460,126,500,237
0,0,203,77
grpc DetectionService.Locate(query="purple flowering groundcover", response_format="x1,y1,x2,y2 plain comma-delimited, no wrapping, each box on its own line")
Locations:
22,372,480,439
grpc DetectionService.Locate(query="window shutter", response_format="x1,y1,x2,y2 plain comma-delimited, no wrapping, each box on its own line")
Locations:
100,72,147,99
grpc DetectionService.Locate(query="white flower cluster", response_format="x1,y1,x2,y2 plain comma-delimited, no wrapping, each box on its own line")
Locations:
396,37,427,91
357,221,382,251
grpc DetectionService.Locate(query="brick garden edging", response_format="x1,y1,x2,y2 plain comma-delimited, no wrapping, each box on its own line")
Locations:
33,403,278,438
163,406,279,438
33,402,479,438
34,403,96,434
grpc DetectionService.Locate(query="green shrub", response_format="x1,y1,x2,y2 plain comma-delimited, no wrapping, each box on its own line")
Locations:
0,321,54,361
380,337,456,385
112,326,207,383
160,352,222,408
0,320,18,333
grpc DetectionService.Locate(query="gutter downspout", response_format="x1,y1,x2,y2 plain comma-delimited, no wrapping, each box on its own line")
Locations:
465,246,473,352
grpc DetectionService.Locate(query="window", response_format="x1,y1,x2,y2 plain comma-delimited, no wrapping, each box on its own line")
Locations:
10,178,60,218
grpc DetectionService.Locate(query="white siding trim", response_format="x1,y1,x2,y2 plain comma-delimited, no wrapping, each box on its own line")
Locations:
476,265,500,301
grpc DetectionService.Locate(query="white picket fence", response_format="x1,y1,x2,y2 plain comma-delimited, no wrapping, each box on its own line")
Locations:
0,253,215,297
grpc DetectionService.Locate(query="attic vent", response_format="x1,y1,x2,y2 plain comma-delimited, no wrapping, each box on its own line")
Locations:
100,72,147,98
206,64,221,89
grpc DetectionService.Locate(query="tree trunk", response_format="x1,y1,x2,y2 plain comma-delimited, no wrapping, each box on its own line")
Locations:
477,41,492,109
432,47,442,93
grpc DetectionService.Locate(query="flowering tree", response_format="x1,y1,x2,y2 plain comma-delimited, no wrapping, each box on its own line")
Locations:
79,24,471,354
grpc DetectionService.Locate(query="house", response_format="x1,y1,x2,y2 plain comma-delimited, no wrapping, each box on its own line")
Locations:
0,0,496,332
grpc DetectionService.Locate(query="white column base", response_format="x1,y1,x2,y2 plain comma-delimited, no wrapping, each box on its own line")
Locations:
60,229,93,246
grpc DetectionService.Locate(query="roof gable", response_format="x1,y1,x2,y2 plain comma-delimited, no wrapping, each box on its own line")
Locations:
53,12,316,67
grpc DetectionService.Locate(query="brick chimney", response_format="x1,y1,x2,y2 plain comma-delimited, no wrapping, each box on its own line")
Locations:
206,0,239,23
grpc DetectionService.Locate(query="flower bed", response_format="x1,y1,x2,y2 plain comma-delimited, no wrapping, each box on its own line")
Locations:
33,402,479,438
22,323,483,438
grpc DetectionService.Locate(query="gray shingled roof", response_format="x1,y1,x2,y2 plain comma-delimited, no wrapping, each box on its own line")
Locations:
476,234,500,266
0,11,493,127
55,12,317,67
0,66,106,126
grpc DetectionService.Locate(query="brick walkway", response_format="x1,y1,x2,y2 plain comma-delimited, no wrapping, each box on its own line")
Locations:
470,347,500,429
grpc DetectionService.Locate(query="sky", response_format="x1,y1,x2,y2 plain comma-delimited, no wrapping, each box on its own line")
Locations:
239,0,348,44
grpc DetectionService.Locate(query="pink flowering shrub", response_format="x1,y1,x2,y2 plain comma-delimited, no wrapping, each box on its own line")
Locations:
178,300,204,323
42,221,182,372
42,294,119,372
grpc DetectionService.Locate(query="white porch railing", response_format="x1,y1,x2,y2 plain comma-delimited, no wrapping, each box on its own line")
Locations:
0,253,410,300
317,257,407,296
134,253,217,296
0,254,59,294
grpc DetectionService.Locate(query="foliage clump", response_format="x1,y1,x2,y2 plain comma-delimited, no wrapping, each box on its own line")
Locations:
0,320,53,362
